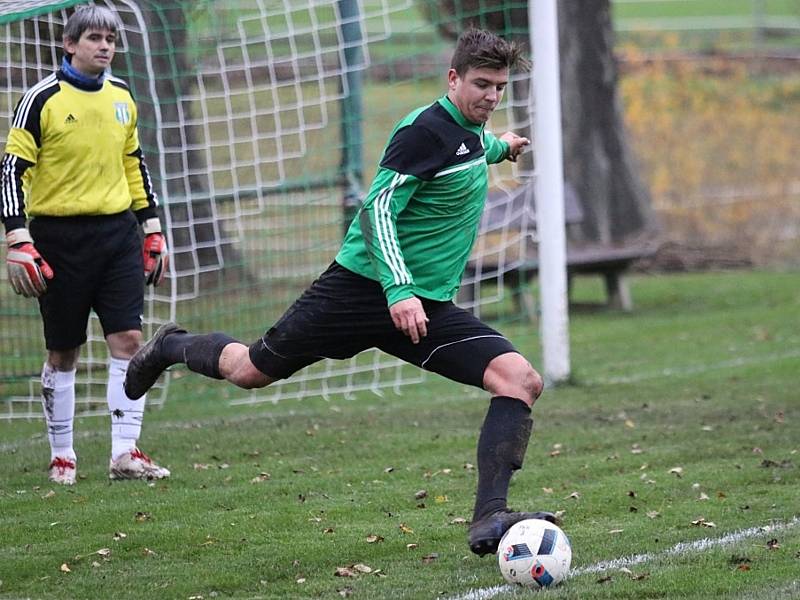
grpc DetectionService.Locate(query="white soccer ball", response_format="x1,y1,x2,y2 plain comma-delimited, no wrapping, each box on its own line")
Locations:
497,519,572,588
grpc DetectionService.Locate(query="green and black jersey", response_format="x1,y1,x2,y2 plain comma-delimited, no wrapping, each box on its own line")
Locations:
1,68,157,232
336,95,510,306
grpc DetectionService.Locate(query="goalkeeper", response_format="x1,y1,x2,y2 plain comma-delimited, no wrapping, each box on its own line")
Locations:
126,28,553,555
1,6,170,484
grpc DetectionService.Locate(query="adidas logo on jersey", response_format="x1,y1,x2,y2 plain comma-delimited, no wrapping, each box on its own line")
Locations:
455,142,470,156
64,114,77,124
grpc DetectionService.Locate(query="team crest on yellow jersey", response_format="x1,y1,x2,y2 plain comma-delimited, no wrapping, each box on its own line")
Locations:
114,102,130,124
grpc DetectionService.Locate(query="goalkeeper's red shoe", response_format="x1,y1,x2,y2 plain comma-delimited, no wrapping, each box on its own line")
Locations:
124,322,183,400
469,509,558,557
48,456,76,486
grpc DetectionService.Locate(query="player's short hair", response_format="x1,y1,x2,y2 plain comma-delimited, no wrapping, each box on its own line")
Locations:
63,5,120,44
450,28,530,76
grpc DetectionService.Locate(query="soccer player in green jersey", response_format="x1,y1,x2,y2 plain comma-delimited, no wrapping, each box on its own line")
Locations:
125,28,555,555
1,6,170,485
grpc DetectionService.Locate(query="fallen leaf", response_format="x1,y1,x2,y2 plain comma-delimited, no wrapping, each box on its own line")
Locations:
463,463,475,470
434,495,448,503
41,490,56,499
134,512,150,522
624,419,636,429
766,538,780,550
399,523,413,534
142,548,156,557
250,472,271,483
422,553,438,564
565,491,580,500
353,563,373,574
96,548,111,558
60,563,71,573
450,517,467,525
384,467,394,473
323,527,335,534
338,588,353,598
335,567,356,578
542,487,553,494
113,532,127,541
698,493,710,501
669,467,684,477
296,577,306,583
646,511,660,519
365,535,384,544
596,575,613,584
630,444,643,455
414,489,427,499
737,564,750,572
608,529,624,534
406,543,418,550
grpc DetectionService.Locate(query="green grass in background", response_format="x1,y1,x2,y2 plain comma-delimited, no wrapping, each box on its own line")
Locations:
1,269,798,599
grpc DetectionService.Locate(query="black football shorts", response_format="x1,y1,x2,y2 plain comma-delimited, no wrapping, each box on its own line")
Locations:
248,262,518,388
30,211,144,350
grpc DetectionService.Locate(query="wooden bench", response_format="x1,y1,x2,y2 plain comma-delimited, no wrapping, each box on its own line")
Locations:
461,181,656,319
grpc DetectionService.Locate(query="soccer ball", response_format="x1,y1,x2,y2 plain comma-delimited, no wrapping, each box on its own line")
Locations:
497,519,572,588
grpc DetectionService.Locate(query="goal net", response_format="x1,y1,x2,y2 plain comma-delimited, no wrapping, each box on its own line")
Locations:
0,0,542,418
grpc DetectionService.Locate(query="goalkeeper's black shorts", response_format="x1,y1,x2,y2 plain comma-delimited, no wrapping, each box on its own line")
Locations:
248,261,517,389
29,211,144,350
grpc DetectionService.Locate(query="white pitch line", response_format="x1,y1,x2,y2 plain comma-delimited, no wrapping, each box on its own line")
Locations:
449,517,800,600
587,349,800,386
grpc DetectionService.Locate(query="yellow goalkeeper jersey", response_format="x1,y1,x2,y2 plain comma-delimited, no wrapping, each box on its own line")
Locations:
1,68,157,229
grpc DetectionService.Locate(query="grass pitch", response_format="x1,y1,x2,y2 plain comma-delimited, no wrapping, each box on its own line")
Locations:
1,269,798,599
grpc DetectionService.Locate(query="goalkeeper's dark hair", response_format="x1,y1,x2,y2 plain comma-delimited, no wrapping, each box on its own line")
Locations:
450,28,530,76
63,5,120,44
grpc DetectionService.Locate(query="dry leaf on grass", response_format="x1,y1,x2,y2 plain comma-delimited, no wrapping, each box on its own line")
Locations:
365,535,384,543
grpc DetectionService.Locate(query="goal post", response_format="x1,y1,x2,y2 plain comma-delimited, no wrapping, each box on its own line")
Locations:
0,0,570,418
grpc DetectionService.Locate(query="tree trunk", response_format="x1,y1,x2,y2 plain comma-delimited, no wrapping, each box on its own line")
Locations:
417,0,658,245
558,1,657,244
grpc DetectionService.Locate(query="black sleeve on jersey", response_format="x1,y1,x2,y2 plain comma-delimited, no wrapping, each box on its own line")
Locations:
380,124,444,181
0,154,34,231
14,84,59,148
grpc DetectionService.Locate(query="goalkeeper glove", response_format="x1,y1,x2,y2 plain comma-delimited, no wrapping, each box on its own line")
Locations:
5,228,54,298
142,217,168,287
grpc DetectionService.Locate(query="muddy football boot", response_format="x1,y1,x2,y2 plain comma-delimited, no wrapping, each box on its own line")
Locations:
124,322,183,400
469,509,558,556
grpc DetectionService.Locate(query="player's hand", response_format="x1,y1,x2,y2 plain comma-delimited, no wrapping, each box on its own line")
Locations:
5,228,54,298
389,296,429,344
142,218,168,287
500,132,530,162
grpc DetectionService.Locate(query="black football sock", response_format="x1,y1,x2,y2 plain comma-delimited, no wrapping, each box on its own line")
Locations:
472,396,533,522
162,332,237,380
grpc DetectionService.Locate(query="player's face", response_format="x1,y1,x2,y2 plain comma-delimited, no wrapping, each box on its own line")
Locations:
447,66,509,124
64,28,117,77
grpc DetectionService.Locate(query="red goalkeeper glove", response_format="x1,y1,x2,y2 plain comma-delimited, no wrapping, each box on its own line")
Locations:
142,218,168,287
5,228,54,297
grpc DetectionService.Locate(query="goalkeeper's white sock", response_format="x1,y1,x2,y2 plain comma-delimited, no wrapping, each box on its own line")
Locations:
107,357,145,460
41,363,77,461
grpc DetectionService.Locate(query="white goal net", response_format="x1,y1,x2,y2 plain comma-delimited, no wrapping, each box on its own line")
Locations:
0,0,548,418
